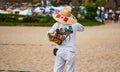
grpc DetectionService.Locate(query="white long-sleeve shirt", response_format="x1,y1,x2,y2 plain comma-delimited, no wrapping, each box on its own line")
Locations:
47,22,84,52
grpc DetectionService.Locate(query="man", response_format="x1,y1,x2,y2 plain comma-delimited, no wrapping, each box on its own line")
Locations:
47,7,84,72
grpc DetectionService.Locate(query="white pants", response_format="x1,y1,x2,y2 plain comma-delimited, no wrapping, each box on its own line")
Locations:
54,49,75,72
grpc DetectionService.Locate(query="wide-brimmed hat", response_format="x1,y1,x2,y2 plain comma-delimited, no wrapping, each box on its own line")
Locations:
52,7,77,24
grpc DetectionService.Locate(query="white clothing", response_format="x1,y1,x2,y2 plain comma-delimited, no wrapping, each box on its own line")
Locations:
54,49,75,72
47,22,84,52
105,13,108,19
47,22,84,72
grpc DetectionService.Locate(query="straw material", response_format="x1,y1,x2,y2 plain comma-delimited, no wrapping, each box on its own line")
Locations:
52,7,77,24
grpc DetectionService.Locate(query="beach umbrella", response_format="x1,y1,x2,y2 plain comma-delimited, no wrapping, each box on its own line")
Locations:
49,7,55,11
34,7,41,12
40,7,45,11
49,7,55,13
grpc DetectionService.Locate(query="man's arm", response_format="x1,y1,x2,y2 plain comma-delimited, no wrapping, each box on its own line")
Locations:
77,23,84,31
47,22,59,34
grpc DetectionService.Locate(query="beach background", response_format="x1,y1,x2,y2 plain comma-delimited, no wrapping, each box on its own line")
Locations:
0,23,120,72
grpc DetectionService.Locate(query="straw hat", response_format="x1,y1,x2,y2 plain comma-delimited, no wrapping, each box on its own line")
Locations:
52,7,77,24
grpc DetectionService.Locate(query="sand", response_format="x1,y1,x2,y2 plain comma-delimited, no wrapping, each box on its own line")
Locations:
0,23,120,72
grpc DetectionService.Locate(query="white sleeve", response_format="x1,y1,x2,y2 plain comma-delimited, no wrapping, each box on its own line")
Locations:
76,23,84,31
47,22,59,33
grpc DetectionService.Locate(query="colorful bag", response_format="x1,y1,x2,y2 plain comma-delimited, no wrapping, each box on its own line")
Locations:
49,33,65,45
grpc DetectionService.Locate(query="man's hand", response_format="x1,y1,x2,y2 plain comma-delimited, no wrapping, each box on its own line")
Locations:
48,33,55,41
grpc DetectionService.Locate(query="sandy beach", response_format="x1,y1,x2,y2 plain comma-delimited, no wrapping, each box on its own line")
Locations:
0,23,120,72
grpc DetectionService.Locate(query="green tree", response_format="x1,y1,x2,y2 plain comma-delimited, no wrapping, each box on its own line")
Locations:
95,0,106,6
85,3,97,20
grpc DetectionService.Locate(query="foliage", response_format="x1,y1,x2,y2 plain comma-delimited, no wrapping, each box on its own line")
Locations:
78,18,104,26
95,0,106,6
0,13,104,26
0,13,56,26
72,6,79,17
85,3,97,20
